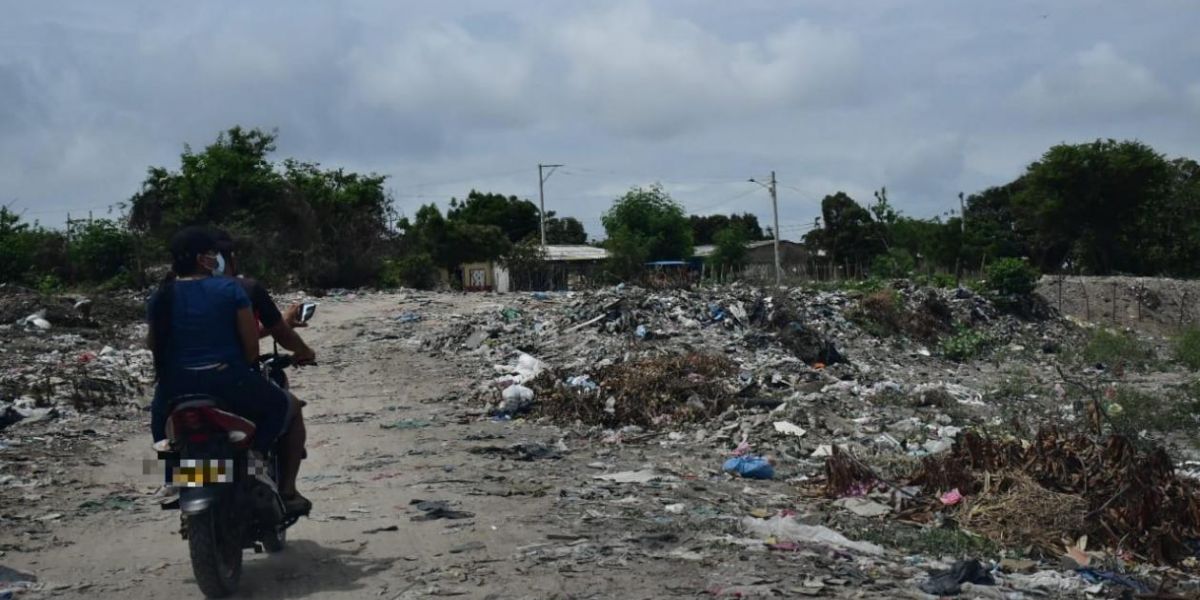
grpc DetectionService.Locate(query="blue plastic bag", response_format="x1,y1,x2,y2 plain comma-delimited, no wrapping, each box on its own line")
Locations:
723,455,775,479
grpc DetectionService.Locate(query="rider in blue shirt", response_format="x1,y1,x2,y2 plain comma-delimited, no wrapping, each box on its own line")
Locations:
147,227,307,514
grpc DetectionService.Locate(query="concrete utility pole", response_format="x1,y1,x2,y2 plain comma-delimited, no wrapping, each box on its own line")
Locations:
538,163,562,247
749,171,782,287
769,171,780,287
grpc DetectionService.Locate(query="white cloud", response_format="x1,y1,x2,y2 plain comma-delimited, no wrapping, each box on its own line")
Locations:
1188,83,1200,113
345,22,535,129
554,3,861,138
1014,42,1170,117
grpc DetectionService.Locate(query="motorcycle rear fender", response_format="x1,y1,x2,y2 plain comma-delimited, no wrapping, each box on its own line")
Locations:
180,486,217,515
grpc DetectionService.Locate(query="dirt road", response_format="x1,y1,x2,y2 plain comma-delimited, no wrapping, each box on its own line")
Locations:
5,294,752,599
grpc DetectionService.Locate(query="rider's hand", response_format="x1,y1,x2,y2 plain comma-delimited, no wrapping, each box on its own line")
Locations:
294,347,317,365
284,303,309,328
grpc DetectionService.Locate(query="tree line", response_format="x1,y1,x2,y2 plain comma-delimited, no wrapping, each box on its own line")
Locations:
1,128,1196,292
802,139,1200,279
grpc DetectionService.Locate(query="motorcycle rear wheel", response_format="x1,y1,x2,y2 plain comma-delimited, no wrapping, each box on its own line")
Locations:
262,525,287,553
188,511,243,598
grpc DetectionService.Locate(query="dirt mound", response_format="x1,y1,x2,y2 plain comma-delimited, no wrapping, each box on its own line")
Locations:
0,285,144,330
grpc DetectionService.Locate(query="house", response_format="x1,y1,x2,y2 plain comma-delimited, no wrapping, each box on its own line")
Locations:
692,239,808,265
464,245,610,292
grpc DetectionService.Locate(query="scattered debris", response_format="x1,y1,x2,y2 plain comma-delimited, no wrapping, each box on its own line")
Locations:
593,470,677,484
409,500,474,522
919,559,995,596
741,515,885,555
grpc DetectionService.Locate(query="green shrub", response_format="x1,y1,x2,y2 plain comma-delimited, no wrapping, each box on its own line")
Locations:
381,253,439,290
36,274,64,295
870,248,916,279
985,258,1039,296
1173,328,1200,370
67,219,135,283
940,327,991,361
1107,386,1200,437
914,272,959,289
1081,328,1155,367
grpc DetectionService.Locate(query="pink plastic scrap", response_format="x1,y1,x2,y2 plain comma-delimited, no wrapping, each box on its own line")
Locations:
940,488,963,506
732,441,752,456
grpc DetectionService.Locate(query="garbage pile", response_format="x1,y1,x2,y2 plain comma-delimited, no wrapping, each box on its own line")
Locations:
531,353,737,427
905,428,1200,565
0,287,151,430
424,282,1074,437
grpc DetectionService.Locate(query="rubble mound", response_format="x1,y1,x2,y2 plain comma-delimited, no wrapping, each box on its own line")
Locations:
910,429,1200,564
532,353,737,427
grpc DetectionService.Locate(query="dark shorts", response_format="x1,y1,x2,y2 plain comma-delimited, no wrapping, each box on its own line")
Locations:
151,364,291,452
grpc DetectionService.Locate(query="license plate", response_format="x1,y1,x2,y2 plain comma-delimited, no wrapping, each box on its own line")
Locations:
171,459,234,487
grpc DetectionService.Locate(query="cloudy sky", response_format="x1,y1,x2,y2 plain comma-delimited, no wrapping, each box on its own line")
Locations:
3,1,1198,240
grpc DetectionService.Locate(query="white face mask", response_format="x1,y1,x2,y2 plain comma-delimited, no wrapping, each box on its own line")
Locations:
212,253,227,276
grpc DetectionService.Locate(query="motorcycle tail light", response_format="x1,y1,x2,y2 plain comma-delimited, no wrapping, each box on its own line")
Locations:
175,408,207,432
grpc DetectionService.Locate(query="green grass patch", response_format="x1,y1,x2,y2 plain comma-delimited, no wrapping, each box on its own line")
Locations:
1173,328,1200,370
1106,386,1200,439
859,524,1001,559
940,327,992,362
1080,328,1155,368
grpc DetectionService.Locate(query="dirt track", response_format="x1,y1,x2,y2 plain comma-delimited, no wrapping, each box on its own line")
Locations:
3,294,739,599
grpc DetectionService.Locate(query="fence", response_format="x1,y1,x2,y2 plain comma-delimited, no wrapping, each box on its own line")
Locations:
1037,276,1200,334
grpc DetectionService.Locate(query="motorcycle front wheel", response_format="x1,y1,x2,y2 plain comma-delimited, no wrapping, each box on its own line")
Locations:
188,510,243,598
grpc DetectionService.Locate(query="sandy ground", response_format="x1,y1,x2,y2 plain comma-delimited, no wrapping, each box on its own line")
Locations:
3,294,742,600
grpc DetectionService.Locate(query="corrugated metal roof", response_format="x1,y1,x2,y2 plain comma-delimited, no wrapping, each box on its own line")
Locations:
544,245,609,261
693,239,789,257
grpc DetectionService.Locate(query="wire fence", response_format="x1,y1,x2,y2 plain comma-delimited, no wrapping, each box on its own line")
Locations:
1037,275,1200,333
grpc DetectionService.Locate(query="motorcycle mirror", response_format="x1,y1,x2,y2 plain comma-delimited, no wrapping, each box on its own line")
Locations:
299,303,317,323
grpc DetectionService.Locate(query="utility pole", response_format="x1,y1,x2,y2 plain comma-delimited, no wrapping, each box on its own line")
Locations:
749,171,782,287
538,163,562,247
770,171,780,287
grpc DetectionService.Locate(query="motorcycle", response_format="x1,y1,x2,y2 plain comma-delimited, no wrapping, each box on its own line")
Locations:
156,304,316,598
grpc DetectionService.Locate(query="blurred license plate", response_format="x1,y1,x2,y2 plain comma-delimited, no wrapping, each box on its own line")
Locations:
171,459,234,487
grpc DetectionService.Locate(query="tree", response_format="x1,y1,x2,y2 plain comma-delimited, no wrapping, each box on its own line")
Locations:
803,192,884,267
961,180,1028,270
708,226,749,270
602,184,693,263
690,213,766,245
126,126,394,287
1013,139,1173,274
544,212,588,244
447,191,540,243
399,203,510,273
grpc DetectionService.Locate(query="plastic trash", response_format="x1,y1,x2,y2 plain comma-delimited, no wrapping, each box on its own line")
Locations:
919,559,995,596
566,375,598,391
396,311,422,323
940,488,964,506
20,310,50,330
531,292,551,300
635,325,648,339
1075,569,1150,594
498,384,535,416
742,515,884,555
722,455,774,479
772,421,806,437
834,497,892,517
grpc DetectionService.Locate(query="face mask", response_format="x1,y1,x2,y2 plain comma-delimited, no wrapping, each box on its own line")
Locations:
213,253,227,277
